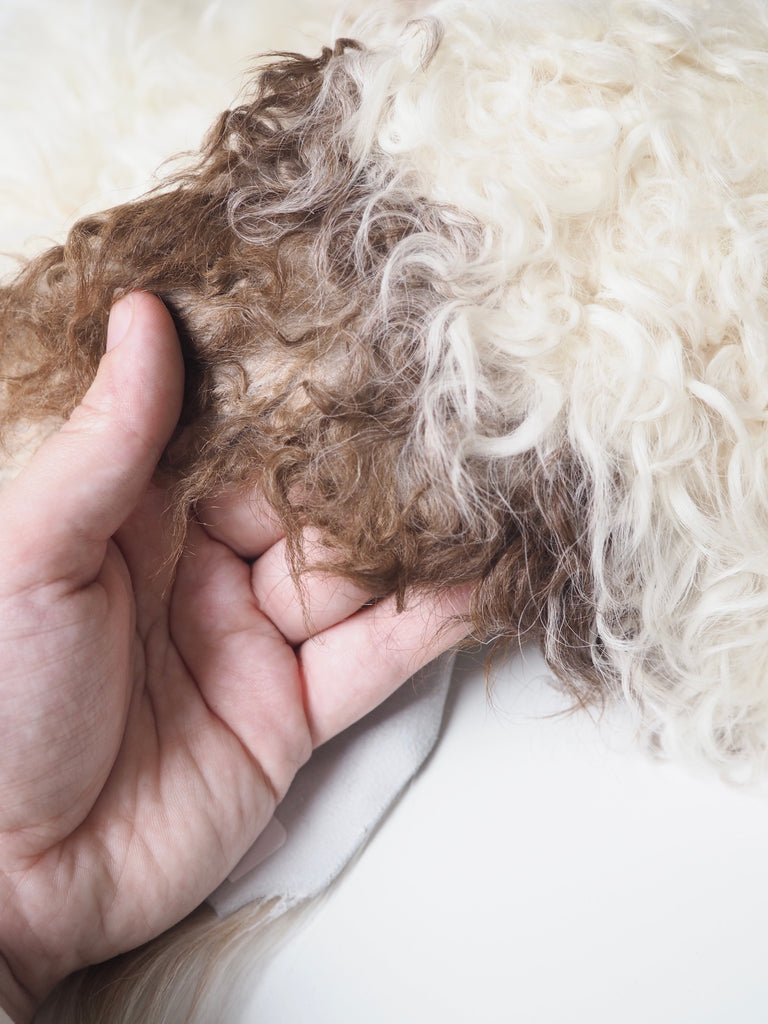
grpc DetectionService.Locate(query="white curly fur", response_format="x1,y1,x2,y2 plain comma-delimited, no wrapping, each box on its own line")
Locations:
334,0,768,775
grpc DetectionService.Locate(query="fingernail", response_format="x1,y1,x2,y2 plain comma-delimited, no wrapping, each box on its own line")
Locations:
106,294,135,351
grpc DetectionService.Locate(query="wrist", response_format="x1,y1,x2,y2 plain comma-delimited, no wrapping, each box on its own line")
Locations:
0,953,35,1024
0,882,66,1024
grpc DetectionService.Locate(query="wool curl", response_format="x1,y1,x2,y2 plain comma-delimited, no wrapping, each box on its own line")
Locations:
16,0,768,1019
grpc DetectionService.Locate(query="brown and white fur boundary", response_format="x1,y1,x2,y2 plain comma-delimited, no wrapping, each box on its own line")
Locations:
4,0,768,1018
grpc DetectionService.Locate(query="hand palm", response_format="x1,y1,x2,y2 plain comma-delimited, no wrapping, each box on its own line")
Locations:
0,295,469,1015
0,481,310,980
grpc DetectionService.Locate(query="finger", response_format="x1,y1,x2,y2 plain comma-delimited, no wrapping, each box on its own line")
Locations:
299,584,473,747
250,530,372,645
197,487,284,558
0,292,184,591
170,524,312,797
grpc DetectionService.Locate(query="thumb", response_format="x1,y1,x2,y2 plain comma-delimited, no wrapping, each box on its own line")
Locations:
0,292,185,589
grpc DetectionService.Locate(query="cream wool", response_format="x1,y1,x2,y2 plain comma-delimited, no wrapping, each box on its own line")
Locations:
338,0,768,771
3,0,768,1020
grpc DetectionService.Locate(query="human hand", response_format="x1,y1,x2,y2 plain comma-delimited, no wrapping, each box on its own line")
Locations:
0,293,470,1023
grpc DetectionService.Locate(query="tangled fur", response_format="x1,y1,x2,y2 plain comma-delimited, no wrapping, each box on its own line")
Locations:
5,0,768,1018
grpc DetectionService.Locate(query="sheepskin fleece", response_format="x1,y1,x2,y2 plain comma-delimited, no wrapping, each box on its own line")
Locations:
6,0,768,783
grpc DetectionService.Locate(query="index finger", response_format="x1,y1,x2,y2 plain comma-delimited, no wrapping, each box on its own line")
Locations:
298,584,473,747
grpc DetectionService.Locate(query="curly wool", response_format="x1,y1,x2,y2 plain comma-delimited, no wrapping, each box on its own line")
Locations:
364,0,768,772
5,0,768,789
331,0,768,771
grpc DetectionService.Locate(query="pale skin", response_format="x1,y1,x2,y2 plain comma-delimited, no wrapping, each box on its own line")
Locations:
0,293,470,1022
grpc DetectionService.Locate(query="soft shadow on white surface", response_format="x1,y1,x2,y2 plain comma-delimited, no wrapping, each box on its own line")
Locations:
244,646,768,1023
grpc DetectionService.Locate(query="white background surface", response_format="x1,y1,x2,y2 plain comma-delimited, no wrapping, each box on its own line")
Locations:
246,647,768,1023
